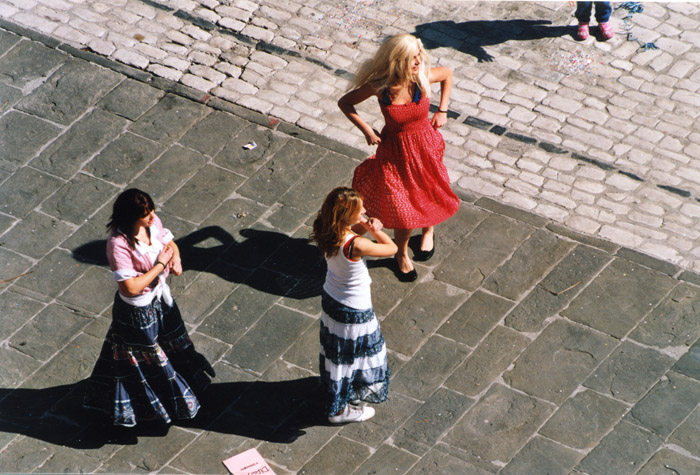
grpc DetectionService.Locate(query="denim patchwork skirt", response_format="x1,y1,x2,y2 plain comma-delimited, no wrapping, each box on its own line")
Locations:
83,293,215,427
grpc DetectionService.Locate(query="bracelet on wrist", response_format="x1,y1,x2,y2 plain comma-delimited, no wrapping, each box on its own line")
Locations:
156,261,166,268
437,109,448,113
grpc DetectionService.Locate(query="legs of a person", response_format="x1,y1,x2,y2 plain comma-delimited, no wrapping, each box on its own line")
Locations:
575,2,593,23
595,2,614,39
594,2,612,23
420,226,434,252
575,1,592,40
394,228,413,273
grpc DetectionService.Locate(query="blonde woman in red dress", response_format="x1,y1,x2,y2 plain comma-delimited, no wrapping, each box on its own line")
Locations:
338,33,460,282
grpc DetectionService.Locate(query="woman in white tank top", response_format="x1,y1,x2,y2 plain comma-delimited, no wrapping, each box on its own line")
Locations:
311,187,398,424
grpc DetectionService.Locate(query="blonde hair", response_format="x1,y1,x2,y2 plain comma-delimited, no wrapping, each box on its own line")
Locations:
311,187,364,258
350,33,431,98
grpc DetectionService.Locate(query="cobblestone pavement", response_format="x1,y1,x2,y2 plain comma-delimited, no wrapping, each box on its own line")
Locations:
4,14,700,475
1,1,700,273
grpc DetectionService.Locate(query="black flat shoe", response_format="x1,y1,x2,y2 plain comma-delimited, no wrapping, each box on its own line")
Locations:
397,268,418,282
413,245,435,262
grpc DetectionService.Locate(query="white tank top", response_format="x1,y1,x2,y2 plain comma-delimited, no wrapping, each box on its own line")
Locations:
323,234,372,310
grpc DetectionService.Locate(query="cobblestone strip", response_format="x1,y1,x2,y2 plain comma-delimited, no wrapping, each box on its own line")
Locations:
2,0,700,271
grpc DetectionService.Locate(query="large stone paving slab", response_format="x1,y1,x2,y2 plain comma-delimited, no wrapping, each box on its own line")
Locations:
30,108,130,180
444,384,555,470
503,319,618,404
562,258,678,339
15,59,121,125
504,244,611,332
434,213,532,291
0,39,65,88
0,110,62,172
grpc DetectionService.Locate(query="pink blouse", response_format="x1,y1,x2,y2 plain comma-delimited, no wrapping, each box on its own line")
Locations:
106,213,174,306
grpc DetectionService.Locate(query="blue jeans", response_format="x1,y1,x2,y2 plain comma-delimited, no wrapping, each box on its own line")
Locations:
575,2,612,23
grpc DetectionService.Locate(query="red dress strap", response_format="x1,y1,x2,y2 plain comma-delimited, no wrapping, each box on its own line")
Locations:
342,235,359,261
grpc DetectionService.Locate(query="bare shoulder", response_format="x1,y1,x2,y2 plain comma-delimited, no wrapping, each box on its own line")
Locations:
338,82,379,106
429,66,452,83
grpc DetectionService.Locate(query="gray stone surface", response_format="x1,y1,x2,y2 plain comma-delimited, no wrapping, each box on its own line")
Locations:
0,28,18,54
673,340,700,382
0,39,65,88
387,335,470,401
0,211,72,259
16,60,121,125
31,108,129,180
129,93,208,144
179,110,248,157
444,324,529,397
225,304,314,374
503,319,617,404
129,145,207,202
434,214,532,291
40,173,119,225
165,164,245,222
444,384,555,469
9,303,90,361
392,388,473,456
538,389,627,450
629,283,700,349
504,244,611,332
584,341,675,403
97,78,163,121
381,279,468,357
437,289,514,348
85,132,165,185
354,444,419,475
500,436,582,475
297,436,371,475
2,18,700,474
638,449,700,475
668,405,700,459
0,111,62,172
14,249,90,298
625,371,700,438
407,446,493,475
575,421,662,475
562,258,677,338
482,229,574,301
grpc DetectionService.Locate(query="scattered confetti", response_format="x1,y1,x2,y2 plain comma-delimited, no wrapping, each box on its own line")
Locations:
325,0,381,35
546,49,598,76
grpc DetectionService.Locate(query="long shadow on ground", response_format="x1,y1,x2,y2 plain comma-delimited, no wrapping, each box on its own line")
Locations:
0,377,325,448
411,19,572,62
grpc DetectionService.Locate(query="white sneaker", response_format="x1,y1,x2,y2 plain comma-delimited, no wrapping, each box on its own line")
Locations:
328,405,375,424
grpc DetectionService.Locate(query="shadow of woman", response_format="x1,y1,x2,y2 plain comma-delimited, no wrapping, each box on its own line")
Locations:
71,226,326,300
0,377,326,448
411,19,572,62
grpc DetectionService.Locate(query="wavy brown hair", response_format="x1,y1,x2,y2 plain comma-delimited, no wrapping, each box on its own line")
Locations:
311,187,363,258
107,188,155,248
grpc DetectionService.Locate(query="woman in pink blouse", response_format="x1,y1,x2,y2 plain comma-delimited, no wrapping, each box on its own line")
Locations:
83,189,214,427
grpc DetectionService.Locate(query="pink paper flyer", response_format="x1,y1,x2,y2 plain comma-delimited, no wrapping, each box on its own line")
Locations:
222,448,276,475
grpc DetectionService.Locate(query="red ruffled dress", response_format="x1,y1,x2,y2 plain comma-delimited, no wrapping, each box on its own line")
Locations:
352,87,460,230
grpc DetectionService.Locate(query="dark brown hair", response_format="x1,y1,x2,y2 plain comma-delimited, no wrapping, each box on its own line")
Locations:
107,188,155,248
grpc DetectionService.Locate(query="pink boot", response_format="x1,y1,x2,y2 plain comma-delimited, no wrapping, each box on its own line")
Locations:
599,22,614,40
577,23,589,41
